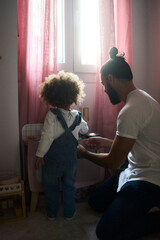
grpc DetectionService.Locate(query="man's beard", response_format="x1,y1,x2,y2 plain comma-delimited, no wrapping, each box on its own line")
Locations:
106,81,121,105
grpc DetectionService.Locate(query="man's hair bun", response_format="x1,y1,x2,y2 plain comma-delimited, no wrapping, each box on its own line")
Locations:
109,47,118,59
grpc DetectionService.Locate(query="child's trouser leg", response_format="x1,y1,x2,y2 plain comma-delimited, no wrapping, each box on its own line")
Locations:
61,176,76,218
42,181,60,218
42,167,60,218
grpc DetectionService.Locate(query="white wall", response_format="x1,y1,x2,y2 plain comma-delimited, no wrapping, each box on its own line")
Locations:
0,0,20,175
132,0,149,92
147,0,160,102
132,0,160,103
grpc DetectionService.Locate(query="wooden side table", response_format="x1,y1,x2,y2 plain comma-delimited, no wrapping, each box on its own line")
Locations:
0,180,26,223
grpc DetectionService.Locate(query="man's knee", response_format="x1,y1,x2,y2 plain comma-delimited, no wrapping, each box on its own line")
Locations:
96,221,116,240
88,195,105,212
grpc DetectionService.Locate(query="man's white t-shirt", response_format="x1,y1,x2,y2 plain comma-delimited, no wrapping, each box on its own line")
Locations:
116,89,160,191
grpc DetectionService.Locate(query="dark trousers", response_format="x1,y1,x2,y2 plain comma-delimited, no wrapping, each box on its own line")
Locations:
89,172,160,240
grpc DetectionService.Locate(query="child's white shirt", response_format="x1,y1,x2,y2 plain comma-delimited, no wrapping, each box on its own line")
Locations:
36,108,89,158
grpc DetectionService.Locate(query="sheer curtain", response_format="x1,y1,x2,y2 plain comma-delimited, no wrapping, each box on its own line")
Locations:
94,0,133,139
17,0,57,135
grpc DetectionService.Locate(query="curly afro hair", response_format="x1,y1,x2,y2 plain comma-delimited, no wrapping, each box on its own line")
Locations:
39,71,86,108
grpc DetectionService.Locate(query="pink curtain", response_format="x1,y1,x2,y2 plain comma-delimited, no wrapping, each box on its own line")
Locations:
94,0,132,139
17,0,57,136
114,0,133,67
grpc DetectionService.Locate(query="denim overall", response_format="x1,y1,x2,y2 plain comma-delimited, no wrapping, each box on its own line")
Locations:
42,108,81,218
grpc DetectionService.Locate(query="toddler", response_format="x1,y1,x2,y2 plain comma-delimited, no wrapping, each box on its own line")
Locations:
35,71,88,220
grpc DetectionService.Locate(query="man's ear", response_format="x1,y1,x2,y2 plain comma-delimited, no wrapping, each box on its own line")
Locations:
108,74,115,86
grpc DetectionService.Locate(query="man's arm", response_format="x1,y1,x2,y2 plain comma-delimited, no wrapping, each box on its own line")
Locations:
77,135,136,169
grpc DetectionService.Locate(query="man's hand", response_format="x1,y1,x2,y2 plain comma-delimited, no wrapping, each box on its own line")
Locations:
35,157,44,170
77,144,88,158
84,136,113,150
85,137,103,150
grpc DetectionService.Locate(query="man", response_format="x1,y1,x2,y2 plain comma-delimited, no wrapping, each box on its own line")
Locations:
78,47,160,240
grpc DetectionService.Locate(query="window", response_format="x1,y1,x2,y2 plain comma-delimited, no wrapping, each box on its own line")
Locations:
57,0,65,64
57,0,99,73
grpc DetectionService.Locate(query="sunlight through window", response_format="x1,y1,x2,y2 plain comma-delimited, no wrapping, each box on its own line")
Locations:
80,0,99,65
57,0,65,63
57,0,99,70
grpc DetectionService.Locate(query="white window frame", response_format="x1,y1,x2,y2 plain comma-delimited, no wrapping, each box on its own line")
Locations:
58,0,73,72
58,0,98,74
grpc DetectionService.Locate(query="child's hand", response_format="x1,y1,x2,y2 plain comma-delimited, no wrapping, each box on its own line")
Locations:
35,157,44,170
